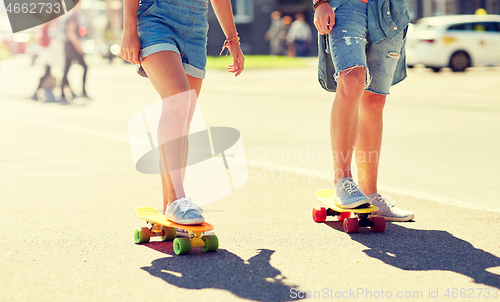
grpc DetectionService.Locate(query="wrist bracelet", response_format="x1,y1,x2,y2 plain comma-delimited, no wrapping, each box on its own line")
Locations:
219,33,240,56
313,0,330,9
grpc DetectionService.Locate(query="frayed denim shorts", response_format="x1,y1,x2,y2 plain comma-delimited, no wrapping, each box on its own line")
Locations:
328,0,405,95
137,0,209,79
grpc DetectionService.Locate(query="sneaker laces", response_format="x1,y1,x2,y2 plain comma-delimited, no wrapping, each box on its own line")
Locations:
377,195,395,208
343,180,361,195
177,197,202,214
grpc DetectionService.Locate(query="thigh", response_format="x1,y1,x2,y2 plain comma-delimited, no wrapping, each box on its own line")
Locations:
141,51,191,99
366,30,405,95
328,0,368,76
187,75,202,98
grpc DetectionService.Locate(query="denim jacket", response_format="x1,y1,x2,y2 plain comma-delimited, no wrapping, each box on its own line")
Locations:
318,0,410,92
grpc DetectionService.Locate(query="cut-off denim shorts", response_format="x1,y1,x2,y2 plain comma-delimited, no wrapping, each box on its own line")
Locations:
328,0,405,95
136,0,209,79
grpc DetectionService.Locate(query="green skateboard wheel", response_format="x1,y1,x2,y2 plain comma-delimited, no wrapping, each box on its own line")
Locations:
173,238,191,255
134,227,150,244
202,235,219,252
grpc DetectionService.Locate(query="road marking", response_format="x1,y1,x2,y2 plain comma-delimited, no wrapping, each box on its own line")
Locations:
3,114,499,213
250,162,500,214
0,114,130,143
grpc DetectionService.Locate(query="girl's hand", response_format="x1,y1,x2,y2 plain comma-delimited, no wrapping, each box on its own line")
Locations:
314,3,335,35
227,43,244,77
120,30,142,64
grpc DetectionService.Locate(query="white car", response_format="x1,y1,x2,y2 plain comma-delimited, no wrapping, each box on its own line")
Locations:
406,14,500,72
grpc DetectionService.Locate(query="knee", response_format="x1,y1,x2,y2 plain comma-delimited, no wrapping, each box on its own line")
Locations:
361,92,386,115
160,91,192,118
337,67,366,93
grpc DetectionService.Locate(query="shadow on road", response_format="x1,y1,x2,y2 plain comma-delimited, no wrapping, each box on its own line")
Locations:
324,221,500,289
140,246,300,302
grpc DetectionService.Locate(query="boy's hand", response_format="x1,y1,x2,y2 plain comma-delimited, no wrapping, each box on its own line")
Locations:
314,3,335,35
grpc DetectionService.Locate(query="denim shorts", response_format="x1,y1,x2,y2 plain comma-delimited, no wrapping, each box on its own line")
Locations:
328,0,405,95
137,0,209,79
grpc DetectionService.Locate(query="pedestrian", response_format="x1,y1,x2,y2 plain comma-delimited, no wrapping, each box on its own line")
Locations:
265,11,283,55
280,15,293,56
31,20,58,102
314,0,414,221
120,0,244,225
60,3,88,103
286,13,312,57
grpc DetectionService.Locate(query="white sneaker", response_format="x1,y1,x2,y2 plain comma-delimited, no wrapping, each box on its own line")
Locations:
370,194,414,222
165,197,204,225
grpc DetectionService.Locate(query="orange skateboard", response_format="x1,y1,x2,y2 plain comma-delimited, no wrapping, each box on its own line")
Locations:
313,189,385,233
134,207,218,255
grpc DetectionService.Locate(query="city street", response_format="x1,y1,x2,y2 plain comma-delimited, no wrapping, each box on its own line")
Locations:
1,55,500,301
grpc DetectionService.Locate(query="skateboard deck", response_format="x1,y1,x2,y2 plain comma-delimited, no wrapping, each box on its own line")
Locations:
134,207,218,255
313,189,385,233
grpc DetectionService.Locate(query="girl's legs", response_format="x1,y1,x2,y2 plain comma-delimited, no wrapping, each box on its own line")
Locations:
140,50,202,215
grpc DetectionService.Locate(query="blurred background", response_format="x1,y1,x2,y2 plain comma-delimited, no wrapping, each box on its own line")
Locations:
1,0,499,59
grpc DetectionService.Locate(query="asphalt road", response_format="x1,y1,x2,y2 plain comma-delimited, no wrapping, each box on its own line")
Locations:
1,55,500,301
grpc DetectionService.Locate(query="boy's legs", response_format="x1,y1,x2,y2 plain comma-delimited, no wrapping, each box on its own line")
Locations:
331,67,366,182
355,29,414,221
328,0,371,208
356,91,385,196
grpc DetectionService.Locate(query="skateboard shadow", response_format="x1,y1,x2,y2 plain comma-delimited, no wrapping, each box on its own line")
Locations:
140,247,301,302
335,223,500,289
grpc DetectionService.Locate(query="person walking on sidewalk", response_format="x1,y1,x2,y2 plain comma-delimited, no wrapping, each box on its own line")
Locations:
313,0,414,221
60,3,88,103
265,11,284,55
286,13,312,57
31,20,59,102
120,0,244,225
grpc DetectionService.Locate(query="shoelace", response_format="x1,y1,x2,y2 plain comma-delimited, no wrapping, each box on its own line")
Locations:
178,198,200,214
343,180,361,195
377,196,395,208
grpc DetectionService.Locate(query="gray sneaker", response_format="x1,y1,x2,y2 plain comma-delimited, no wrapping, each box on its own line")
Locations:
334,177,371,209
369,194,415,222
165,197,204,225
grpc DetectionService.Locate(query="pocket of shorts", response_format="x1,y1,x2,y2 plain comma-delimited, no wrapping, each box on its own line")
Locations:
137,1,157,21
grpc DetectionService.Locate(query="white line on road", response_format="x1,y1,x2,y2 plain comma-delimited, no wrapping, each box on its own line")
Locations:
0,114,130,143
250,162,500,214
4,114,498,214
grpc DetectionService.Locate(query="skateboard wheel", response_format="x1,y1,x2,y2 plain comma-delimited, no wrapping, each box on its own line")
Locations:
370,217,385,232
343,218,359,233
312,207,327,222
338,211,351,221
160,226,176,241
202,235,219,252
173,238,191,255
134,227,150,244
